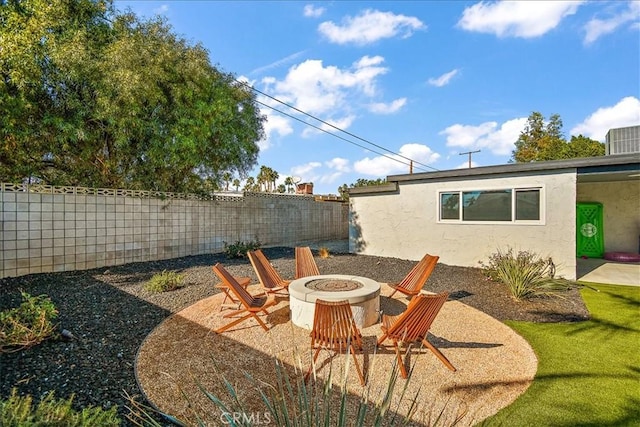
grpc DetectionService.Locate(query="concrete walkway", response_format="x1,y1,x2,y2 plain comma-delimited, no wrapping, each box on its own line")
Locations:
577,258,640,287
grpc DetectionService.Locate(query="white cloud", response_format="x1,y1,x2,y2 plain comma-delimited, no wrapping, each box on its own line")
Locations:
318,9,426,45
428,69,459,87
266,56,395,135
354,143,440,176
457,1,583,38
291,162,322,181
456,160,479,169
301,115,357,138
440,117,527,156
303,4,326,18
571,96,640,141
259,111,294,150
584,2,640,45
250,51,306,75
368,98,407,114
326,157,350,172
272,57,387,115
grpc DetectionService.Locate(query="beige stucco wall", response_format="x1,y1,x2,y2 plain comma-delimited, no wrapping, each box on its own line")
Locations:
577,180,640,253
350,170,578,279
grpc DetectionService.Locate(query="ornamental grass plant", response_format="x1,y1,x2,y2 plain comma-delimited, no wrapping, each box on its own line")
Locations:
127,339,466,426
0,388,120,427
144,270,184,293
481,248,573,300
0,291,58,353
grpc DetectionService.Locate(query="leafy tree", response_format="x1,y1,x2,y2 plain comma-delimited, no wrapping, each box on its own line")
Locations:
511,112,604,162
0,0,265,193
565,135,605,158
338,178,387,200
276,184,286,193
512,112,565,162
232,178,240,192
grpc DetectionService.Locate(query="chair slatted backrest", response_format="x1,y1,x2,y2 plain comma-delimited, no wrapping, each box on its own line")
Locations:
397,254,439,295
386,292,449,343
213,263,256,308
295,246,320,279
311,299,362,352
248,249,286,290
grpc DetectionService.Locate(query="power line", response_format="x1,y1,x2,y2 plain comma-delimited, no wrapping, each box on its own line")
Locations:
237,80,439,172
254,99,432,172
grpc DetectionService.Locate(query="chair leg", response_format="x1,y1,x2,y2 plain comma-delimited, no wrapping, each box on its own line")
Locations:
349,345,366,386
252,313,270,331
422,339,456,372
393,341,409,379
215,313,253,333
215,311,270,333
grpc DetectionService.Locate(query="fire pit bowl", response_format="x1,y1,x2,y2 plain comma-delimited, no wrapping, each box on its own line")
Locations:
289,274,381,330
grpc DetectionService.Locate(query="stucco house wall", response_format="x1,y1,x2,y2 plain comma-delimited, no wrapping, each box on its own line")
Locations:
350,170,578,279
577,180,640,253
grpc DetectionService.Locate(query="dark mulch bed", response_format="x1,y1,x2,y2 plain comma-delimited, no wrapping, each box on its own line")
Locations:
0,247,589,425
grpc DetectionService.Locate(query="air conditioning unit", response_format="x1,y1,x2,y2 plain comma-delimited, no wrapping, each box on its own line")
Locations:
605,125,640,155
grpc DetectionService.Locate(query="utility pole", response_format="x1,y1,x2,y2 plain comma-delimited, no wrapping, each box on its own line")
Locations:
459,150,481,168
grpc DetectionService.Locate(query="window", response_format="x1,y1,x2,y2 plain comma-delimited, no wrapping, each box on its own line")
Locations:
439,187,542,223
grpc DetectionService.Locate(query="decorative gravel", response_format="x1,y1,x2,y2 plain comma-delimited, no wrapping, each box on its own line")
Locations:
0,245,589,425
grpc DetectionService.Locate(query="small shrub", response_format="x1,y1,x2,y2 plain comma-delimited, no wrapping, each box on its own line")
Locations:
0,388,120,426
318,247,330,258
480,248,572,300
223,238,261,259
145,270,184,293
0,291,58,353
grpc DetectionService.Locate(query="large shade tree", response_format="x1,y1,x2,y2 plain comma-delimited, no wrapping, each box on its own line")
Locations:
511,112,604,162
0,0,265,193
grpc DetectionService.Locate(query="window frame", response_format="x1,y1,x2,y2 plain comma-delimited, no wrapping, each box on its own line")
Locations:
437,186,545,224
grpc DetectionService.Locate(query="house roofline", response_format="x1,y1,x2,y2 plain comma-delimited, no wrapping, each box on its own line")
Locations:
349,154,640,195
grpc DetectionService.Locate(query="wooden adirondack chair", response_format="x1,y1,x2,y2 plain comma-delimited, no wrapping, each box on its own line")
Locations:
388,254,439,298
212,263,276,333
306,299,366,385
247,249,290,296
377,292,455,378
295,246,320,279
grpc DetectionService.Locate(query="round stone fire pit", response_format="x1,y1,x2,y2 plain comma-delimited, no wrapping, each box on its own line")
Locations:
289,274,381,330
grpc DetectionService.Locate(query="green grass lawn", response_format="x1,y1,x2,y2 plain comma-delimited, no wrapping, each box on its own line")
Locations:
482,284,640,426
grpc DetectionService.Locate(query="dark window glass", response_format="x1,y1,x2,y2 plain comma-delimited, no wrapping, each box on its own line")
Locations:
515,189,540,220
462,190,512,221
440,193,460,220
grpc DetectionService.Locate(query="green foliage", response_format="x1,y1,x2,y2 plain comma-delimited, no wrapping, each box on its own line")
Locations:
338,178,387,200
511,112,605,162
485,284,640,425
0,0,264,193
480,248,572,300
144,270,184,293
0,388,120,426
223,238,262,259
0,291,58,353
256,165,279,192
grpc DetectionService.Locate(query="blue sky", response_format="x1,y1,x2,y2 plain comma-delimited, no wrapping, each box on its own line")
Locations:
116,1,640,195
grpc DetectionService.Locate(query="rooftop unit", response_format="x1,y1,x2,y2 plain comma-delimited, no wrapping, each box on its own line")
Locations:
605,125,640,155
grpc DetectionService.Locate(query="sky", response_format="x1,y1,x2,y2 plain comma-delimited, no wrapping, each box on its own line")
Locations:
116,1,640,195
